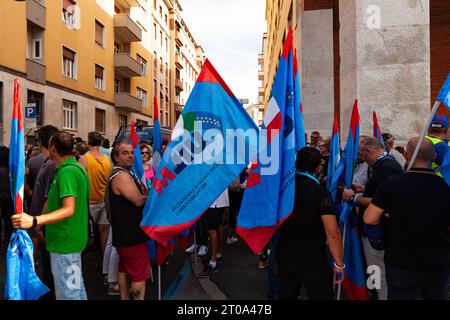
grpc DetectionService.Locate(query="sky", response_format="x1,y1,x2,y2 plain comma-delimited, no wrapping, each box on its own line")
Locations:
181,0,266,105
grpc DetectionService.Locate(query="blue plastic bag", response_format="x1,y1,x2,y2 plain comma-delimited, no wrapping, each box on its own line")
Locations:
5,229,49,300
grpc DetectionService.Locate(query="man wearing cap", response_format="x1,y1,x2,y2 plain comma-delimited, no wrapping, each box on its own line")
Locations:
382,133,406,169
425,115,449,176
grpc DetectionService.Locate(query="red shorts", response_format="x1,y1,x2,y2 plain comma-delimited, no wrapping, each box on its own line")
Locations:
117,242,150,282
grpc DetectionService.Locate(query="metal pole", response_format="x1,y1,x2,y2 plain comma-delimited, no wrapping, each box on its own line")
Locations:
158,265,161,300
336,220,347,301
407,101,441,171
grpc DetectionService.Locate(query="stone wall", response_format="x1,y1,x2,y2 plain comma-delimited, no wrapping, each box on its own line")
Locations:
301,9,335,138
339,0,430,145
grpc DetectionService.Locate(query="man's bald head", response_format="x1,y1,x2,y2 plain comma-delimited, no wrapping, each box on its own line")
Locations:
406,137,435,167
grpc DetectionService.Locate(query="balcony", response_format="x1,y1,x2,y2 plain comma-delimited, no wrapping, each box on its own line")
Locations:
26,59,46,85
27,0,46,29
115,0,141,8
175,30,183,47
258,70,264,81
159,72,165,84
115,93,142,113
175,55,183,69
114,53,142,78
175,79,183,92
258,54,264,66
114,14,142,43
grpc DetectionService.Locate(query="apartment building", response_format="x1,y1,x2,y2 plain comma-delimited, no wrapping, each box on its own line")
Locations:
0,0,204,144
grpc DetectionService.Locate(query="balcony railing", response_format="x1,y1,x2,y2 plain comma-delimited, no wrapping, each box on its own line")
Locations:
175,79,183,92
114,53,142,78
26,59,46,85
27,0,46,29
114,14,142,43
114,92,142,113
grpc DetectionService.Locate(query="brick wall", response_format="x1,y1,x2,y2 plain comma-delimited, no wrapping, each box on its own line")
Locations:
430,0,450,130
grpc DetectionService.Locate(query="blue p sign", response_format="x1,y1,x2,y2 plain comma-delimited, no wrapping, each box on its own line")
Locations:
25,105,36,118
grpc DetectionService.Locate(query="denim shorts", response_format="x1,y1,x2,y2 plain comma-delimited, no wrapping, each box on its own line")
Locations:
50,252,87,300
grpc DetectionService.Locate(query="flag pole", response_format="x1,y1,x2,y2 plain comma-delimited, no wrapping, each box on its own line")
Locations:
336,220,347,301
407,101,441,171
158,265,161,300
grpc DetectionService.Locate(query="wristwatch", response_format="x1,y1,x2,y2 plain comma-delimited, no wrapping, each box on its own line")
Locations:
32,216,38,228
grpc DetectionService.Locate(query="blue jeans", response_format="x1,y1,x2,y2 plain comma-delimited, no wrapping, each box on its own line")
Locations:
385,264,449,300
50,252,87,300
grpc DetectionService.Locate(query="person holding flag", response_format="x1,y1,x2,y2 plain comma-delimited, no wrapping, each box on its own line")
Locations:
108,141,149,300
276,146,344,299
343,135,403,300
364,137,450,300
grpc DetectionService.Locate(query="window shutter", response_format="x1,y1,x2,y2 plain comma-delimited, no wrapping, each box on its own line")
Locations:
95,21,104,46
95,64,104,78
63,47,75,61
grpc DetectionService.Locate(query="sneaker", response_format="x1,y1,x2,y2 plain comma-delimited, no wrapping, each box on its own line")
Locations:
226,236,239,245
258,260,268,269
197,245,208,256
185,243,199,254
107,283,120,296
197,263,220,278
216,255,224,265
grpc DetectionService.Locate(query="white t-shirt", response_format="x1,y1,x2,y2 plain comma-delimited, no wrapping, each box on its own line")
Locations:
210,189,229,208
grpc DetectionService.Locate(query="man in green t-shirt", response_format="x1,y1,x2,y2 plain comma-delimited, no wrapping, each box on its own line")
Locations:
13,132,90,300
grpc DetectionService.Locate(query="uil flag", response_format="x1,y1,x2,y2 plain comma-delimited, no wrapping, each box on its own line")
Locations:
141,59,258,245
237,27,306,254
130,121,148,193
152,96,163,171
338,100,369,300
437,72,450,109
372,111,385,149
5,79,48,300
327,115,341,202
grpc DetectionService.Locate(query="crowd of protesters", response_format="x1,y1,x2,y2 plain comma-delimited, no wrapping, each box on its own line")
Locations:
0,113,449,301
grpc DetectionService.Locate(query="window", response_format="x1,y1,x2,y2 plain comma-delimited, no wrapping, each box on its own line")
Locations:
114,79,120,93
62,100,77,130
160,57,163,73
153,79,157,97
159,6,162,17
62,0,77,29
153,0,157,10
136,87,147,107
95,108,106,133
119,114,128,128
154,24,157,41
95,20,105,47
27,90,44,126
137,54,147,76
95,64,105,90
160,31,163,47
32,39,43,59
136,119,148,125
165,14,168,25
62,46,76,79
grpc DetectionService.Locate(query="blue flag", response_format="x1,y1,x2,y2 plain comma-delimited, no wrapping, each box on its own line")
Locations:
237,27,305,254
437,72,450,109
140,59,258,245
6,79,48,300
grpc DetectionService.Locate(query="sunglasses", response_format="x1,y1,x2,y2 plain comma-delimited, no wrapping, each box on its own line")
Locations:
141,151,150,155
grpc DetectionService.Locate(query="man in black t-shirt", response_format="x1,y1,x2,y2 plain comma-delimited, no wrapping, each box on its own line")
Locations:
343,136,403,300
276,147,344,300
364,138,450,300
